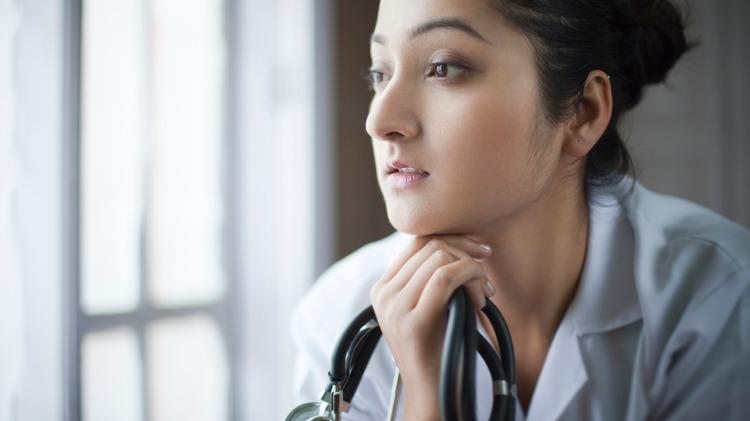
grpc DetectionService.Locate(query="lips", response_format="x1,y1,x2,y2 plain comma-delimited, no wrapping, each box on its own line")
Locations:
386,159,429,175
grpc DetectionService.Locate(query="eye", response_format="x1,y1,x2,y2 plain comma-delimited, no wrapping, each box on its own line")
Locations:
362,67,390,92
427,62,468,80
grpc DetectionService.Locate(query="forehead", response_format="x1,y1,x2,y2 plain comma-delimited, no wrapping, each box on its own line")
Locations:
373,0,509,45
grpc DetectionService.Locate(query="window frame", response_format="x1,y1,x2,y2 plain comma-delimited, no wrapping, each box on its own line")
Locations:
62,0,240,419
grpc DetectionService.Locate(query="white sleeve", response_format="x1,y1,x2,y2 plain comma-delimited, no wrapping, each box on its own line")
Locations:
289,299,332,405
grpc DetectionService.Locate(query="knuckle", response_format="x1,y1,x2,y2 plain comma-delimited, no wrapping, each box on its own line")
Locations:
428,239,445,250
469,259,487,275
474,259,485,270
432,249,451,262
432,266,453,287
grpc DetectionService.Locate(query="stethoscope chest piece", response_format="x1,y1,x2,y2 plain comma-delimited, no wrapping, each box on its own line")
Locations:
285,401,333,421
286,382,341,421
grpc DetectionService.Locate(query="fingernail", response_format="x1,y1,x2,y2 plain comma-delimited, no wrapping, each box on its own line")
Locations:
478,244,492,254
484,279,496,297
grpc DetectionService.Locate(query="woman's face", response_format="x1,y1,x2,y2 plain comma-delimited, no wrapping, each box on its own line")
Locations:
367,0,565,235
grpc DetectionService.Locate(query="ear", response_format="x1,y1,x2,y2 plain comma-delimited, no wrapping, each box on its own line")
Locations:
562,70,613,158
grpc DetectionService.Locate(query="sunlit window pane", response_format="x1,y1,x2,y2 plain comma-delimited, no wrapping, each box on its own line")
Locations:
148,0,226,307
147,316,228,421
82,328,143,421
81,0,145,314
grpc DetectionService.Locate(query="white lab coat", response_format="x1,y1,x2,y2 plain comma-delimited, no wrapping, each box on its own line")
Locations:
289,180,750,420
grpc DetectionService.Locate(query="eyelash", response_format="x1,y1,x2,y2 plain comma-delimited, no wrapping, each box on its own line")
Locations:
362,61,470,92
361,68,384,92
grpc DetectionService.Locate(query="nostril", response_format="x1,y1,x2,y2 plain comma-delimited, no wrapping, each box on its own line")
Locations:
365,104,419,141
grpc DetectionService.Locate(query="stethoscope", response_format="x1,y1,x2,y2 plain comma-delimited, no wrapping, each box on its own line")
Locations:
286,287,517,420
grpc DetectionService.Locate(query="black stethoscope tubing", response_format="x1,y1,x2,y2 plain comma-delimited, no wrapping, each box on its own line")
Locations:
326,287,516,420
446,288,516,420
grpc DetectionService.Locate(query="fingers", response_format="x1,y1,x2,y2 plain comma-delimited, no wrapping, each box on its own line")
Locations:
395,248,457,308
385,240,456,294
425,235,493,260
377,240,425,285
378,236,491,287
370,235,495,328
384,237,491,294
368,234,498,393
416,259,489,320
399,242,489,310
463,277,490,310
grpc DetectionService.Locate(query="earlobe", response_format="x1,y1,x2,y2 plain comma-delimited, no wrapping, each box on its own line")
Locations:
562,70,613,158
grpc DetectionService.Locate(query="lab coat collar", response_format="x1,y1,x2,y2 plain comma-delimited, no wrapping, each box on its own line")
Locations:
520,187,642,420
570,187,642,336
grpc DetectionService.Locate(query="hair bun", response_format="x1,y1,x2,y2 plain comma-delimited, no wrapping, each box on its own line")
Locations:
615,0,692,86
634,0,691,84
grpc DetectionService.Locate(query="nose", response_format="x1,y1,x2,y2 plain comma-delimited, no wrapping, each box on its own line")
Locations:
365,77,420,142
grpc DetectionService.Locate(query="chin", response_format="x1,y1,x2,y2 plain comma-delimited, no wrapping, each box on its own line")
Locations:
388,209,463,237
388,210,434,236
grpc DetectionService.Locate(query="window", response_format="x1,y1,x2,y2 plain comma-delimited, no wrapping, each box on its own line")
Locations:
75,0,235,419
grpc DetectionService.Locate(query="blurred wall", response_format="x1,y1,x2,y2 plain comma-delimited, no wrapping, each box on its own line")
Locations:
627,0,750,228
334,0,750,260
335,0,392,259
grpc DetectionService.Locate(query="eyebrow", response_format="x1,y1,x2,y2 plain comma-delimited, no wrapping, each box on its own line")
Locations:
370,18,491,46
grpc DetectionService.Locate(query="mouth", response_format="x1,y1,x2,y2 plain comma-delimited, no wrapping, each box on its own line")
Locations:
385,159,431,190
385,159,430,176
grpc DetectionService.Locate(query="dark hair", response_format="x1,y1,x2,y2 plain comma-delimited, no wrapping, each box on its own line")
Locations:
489,0,695,191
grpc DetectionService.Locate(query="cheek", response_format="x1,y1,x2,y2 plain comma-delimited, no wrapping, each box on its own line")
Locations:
428,85,539,196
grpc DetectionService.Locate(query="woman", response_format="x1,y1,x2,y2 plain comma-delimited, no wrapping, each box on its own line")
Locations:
290,0,750,419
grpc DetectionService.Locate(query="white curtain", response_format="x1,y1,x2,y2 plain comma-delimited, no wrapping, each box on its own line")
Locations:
4,0,66,420
0,1,23,420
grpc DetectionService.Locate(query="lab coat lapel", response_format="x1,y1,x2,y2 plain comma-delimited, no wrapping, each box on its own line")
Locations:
524,309,588,421
525,188,641,420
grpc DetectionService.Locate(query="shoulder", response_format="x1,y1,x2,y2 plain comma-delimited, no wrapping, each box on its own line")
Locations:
623,181,750,267
617,180,749,297
611,182,750,415
623,181,750,313
291,230,414,345
620,179,750,312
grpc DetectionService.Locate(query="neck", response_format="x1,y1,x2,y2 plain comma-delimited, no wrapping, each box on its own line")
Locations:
468,177,589,340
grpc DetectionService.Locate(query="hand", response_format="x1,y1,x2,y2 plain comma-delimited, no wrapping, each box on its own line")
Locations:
369,235,495,417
